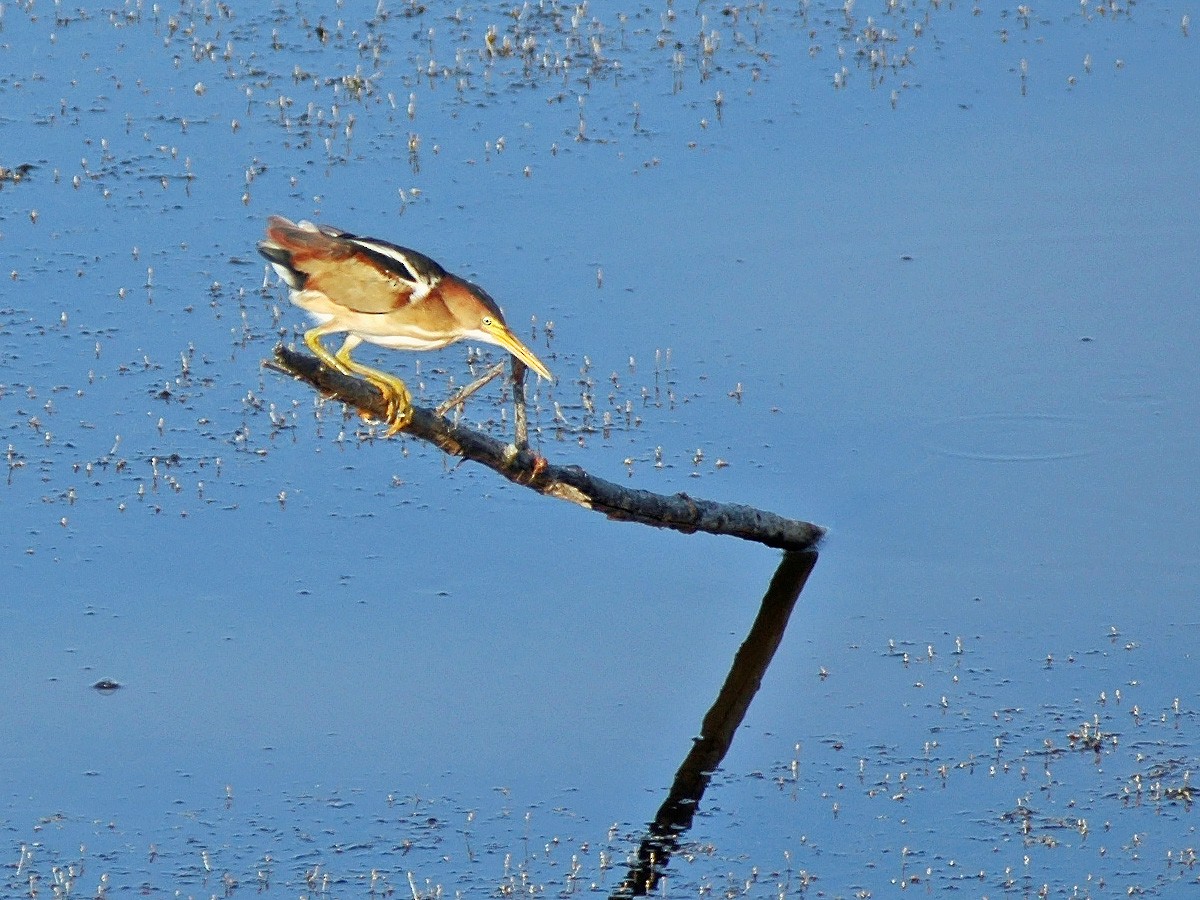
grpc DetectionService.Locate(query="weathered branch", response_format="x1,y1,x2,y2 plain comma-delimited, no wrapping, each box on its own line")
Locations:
264,345,825,551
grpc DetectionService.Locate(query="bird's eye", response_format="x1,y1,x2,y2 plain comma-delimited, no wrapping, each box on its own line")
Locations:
482,316,493,327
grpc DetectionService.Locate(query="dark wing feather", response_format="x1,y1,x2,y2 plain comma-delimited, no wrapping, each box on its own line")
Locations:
346,236,448,288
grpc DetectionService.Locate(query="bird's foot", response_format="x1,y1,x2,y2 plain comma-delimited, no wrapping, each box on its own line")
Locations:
364,372,413,435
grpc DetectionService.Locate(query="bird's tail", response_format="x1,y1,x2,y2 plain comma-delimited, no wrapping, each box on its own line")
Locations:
257,216,347,289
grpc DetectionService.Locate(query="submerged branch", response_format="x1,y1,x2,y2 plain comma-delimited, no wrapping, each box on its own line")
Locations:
265,345,825,551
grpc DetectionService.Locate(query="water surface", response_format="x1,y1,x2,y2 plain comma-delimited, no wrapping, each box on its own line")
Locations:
2,1,1197,896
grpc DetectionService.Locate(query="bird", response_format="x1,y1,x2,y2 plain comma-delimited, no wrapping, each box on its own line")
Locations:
258,215,553,434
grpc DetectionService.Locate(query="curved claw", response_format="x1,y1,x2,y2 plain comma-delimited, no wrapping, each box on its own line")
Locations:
362,371,413,435
304,328,413,436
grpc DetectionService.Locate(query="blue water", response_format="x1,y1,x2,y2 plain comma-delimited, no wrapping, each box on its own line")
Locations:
1,2,1197,896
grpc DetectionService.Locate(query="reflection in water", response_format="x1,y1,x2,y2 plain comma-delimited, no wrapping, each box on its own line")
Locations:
613,550,818,898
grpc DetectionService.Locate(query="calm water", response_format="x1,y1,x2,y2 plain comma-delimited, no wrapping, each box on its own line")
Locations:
2,1,1197,896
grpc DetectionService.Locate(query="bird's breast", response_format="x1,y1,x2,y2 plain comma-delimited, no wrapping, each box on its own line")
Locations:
361,331,457,351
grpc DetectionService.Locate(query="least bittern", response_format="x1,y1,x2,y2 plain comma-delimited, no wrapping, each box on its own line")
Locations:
258,215,553,433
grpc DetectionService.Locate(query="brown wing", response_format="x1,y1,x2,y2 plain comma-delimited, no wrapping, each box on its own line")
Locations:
259,216,442,315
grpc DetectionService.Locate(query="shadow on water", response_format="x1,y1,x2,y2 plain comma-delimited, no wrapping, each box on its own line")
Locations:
614,550,818,898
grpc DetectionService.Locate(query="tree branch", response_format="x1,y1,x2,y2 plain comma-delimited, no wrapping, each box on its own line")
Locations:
264,345,825,552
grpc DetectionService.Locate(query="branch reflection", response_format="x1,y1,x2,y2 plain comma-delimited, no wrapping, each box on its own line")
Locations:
613,549,819,898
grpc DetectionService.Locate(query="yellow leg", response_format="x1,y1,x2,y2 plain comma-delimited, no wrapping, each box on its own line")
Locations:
334,335,413,433
304,328,413,434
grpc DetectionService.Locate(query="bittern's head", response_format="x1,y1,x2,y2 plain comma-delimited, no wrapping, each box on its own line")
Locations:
441,276,553,381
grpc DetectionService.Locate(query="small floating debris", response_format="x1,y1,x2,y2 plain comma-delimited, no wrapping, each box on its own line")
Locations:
0,163,35,186
92,679,122,692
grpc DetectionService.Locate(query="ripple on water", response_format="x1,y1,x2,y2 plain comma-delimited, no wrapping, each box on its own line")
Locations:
921,412,1112,463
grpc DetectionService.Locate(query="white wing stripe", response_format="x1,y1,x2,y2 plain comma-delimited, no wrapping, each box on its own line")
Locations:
349,238,440,302
351,239,419,277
